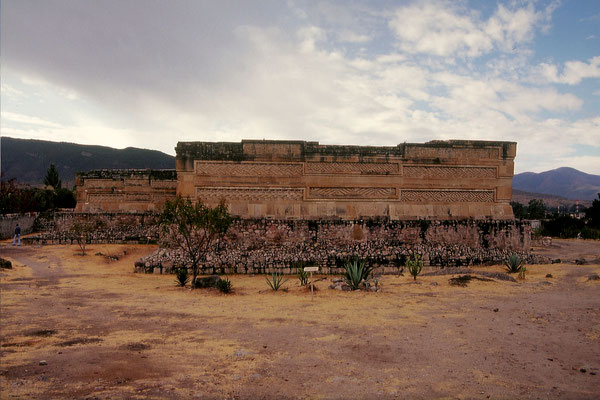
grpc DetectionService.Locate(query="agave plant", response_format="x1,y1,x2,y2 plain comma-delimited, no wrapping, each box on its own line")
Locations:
216,277,232,293
505,254,524,274
297,266,310,286
406,254,423,281
174,267,190,287
343,258,372,290
266,272,288,291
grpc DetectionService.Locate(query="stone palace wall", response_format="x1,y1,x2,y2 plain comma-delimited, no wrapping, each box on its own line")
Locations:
176,139,516,220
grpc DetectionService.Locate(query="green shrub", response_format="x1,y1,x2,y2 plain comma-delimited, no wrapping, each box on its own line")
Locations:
394,254,407,275
505,254,524,274
216,277,232,293
0,258,12,269
266,272,288,291
343,258,372,290
406,254,423,281
581,226,600,240
174,267,190,287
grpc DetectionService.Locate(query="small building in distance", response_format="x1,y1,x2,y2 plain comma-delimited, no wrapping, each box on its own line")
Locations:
75,169,177,213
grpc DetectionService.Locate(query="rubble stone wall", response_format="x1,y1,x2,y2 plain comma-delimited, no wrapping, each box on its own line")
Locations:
137,218,534,274
26,212,533,274
28,212,160,244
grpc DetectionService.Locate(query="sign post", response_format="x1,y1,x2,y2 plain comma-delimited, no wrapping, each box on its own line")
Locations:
304,266,319,301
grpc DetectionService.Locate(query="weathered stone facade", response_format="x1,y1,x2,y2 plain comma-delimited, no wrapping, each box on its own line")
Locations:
176,139,515,220
75,169,177,213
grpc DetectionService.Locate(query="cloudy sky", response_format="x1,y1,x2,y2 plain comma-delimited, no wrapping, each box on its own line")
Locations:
1,0,599,174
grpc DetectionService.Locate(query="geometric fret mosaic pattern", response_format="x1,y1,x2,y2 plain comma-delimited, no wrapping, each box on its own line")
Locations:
400,190,495,203
305,162,399,175
195,162,302,177
403,166,496,178
196,187,304,201
308,187,397,199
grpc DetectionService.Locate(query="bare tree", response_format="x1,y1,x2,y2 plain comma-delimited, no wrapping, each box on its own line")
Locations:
69,220,94,255
159,196,231,286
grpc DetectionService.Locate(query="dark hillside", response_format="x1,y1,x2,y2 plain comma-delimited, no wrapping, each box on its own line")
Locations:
1,137,175,186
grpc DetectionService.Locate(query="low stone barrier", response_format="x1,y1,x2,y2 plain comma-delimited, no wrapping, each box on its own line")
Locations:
0,213,38,239
21,212,541,274
24,212,160,245
136,218,541,275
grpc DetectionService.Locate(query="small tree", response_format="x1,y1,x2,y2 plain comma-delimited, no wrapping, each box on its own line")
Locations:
527,199,546,220
510,201,527,219
44,164,62,190
159,196,232,287
585,193,600,228
69,221,94,255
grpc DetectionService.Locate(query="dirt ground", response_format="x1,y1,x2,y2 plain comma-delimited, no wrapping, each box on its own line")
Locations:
1,239,599,399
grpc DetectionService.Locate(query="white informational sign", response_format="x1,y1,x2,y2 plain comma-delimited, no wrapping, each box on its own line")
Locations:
304,266,318,300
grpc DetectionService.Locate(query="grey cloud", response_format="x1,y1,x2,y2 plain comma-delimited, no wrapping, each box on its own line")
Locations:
2,0,290,111
1,0,598,174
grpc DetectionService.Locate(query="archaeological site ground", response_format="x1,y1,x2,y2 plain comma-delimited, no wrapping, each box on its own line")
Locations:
1,240,599,399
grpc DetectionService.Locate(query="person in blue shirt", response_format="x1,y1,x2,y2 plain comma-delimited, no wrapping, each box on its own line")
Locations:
13,224,21,246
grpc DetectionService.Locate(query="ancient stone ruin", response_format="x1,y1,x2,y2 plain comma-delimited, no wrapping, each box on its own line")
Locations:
63,139,530,272
75,169,177,212
176,139,516,220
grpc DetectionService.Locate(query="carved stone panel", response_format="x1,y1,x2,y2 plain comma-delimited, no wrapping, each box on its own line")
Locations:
195,162,302,177
308,187,397,200
403,166,497,178
196,187,304,201
88,193,157,202
305,162,399,175
400,190,495,203
408,147,499,160
124,194,153,202
150,180,178,188
88,194,122,201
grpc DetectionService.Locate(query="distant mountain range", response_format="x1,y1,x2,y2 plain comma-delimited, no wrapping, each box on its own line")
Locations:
513,167,600,201
1,137,598,201
1,137,175,187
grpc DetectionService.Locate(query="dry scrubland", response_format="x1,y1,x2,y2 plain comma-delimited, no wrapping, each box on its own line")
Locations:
1,240,599,399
